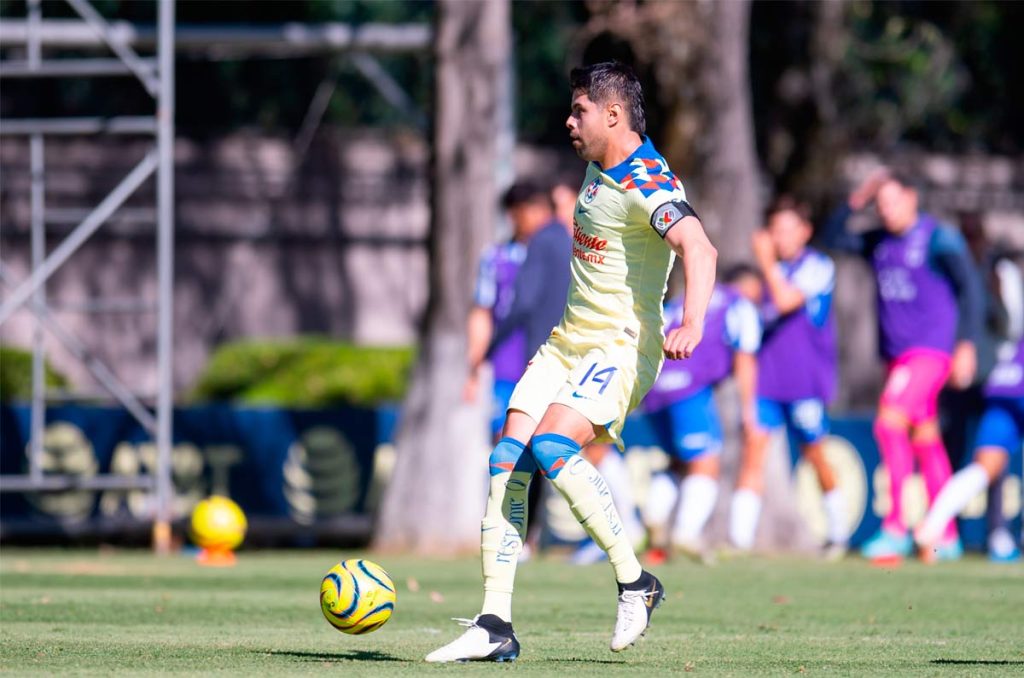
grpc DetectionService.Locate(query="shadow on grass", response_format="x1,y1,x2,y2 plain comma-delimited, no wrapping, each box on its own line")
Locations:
546,657,627,665
931,660,1024,666
259,649,408,663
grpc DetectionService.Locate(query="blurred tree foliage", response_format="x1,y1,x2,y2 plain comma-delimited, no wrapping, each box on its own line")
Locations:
190,339,414,407
750,0,1024,201
0,346,69,403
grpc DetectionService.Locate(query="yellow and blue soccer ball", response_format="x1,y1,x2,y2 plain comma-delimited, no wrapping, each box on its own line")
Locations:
190,496,247,551
320,559,396,635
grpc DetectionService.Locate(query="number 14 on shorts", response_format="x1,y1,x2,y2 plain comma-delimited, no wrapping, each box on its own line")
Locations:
572,358,618,401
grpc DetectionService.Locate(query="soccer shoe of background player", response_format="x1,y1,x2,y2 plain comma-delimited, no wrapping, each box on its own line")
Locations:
821,541,848,562
860,527,912,562
424,614,520,663
569,539,608,565
989,544,1021,564
987,528,1022,564
644,547,668,567
917,536,963,564
610,571,666,652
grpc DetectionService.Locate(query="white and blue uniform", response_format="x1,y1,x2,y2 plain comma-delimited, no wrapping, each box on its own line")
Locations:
643,284,761,461
757,248,838,444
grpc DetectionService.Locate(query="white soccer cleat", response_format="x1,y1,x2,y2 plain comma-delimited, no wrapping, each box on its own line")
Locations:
424,614,520,663
610,571,665,652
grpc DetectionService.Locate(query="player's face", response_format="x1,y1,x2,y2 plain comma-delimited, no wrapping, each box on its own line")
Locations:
734,275,763,305
507,201,550,240
767,209,812,261
566,92,607,162
877,181,918,234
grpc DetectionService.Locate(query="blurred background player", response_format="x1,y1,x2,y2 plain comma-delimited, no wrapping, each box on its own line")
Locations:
641,264,763,564
941,212,1021,561
464,183,534,437
478,181,572,381
915,337,1024,563
735,196,846,557
824,170,985,563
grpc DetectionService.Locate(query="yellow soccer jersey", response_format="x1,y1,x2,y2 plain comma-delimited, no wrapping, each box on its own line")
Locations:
562,136,692,361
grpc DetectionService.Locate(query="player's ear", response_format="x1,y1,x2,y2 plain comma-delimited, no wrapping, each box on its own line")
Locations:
606,102,621,128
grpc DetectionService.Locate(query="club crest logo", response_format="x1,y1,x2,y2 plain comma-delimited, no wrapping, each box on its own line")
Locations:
583,179,601,204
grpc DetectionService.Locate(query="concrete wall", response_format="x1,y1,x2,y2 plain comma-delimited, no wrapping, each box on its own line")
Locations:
1,129,429,395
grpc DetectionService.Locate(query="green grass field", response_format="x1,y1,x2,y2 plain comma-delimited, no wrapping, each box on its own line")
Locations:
1,548,1021,676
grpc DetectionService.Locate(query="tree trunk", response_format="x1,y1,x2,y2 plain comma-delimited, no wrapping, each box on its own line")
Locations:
374,0,511,555
699,0,761,264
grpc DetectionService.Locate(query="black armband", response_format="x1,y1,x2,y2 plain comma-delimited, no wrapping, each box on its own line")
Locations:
650,200,699,238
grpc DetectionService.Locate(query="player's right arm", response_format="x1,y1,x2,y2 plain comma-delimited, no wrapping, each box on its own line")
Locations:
821,168,890,257
663,216,717,359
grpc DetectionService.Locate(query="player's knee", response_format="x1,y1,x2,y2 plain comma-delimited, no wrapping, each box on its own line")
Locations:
489,437,535,476
874,408,908,436
530,433,581,480
974,448,1008,480
910,419,941,443
687,453,720,478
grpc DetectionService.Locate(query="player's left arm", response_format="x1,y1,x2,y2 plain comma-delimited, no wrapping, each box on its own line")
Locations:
931,225,986,388
662,214,717,359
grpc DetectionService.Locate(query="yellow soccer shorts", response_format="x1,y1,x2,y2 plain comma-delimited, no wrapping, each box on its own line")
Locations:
507,328,661,445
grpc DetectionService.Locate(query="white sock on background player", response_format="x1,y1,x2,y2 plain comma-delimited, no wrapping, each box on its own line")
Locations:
822,488,848,545
729,488,762,551
916,463,988,546
644,471,679,529
673,474,718,544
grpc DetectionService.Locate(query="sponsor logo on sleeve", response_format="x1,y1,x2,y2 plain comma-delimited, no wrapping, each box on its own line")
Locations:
651,201,684,237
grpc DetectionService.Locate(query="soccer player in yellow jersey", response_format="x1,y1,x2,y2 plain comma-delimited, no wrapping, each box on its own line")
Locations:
426,62,718,663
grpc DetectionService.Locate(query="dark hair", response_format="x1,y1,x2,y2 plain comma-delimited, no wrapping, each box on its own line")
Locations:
569,61,646,135
502,181,553,210
883,169,925,195
764,194,813,224
723,262,763,285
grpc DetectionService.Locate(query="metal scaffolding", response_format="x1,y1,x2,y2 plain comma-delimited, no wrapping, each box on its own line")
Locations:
0,0,176,551
1,4,435,546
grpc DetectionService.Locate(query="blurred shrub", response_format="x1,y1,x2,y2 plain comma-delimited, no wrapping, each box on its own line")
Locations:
191,339,415,407
0,346,70,402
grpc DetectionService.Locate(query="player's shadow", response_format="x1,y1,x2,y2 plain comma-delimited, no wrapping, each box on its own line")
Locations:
548,657,627,665
931,660,1024,666
260,649,407,663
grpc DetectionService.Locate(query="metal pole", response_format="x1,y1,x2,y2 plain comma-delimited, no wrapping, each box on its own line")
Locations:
27,0,41,68
64,0,159,95
0,150,157,326
153,0,175,554
0,269,159,434
29,135,45,483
